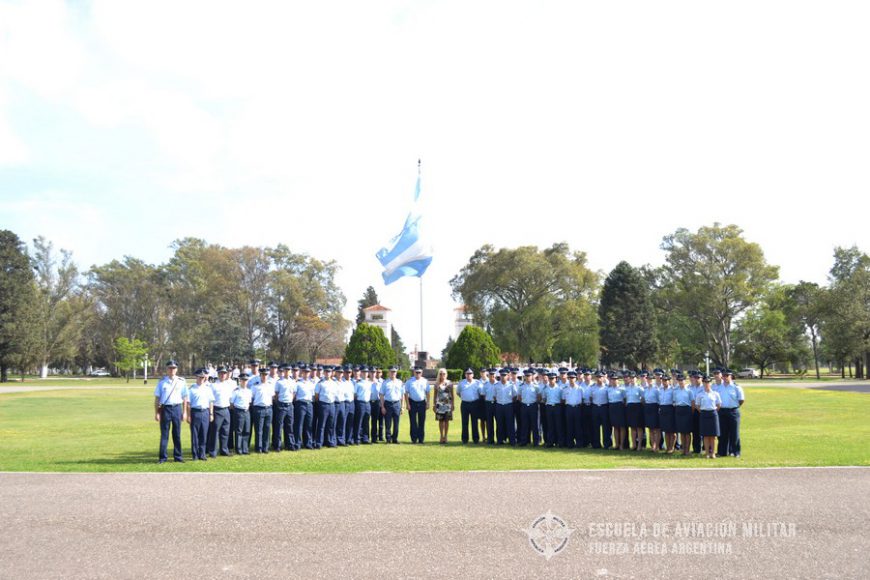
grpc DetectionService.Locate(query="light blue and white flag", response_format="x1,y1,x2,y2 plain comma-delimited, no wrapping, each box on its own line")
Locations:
376,162,432,285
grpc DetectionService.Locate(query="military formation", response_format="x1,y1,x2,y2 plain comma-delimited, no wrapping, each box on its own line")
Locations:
153,359,745,463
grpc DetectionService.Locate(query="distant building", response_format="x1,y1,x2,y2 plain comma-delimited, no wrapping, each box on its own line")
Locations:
363,304,393,346
452,305,474,339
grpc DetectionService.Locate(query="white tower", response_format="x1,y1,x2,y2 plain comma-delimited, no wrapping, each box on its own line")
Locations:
363,304,393,345
452,305,473,339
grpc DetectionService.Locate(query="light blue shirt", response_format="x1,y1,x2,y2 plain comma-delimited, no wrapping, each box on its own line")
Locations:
338,379,355,402
519,382,540,405
187,382,214,410
590,384,609,405
246,375,263,389
563,384,584,406
275,378,296,403
483,380,498,402
643,386,660,404
695,390,722,411
211,380,236,408
715,383,745,408
370,379,382,402
606,385,626,404
154,376,187,406
494,381,517,404
379,378,405,402
251,379,276,407
294,379,316,402
673,386,693,406
354,379,373,402
543,384,563,405
457,378,481,402
624,386,644,404
658,387,675,405
315,379,340,404
404,377,430,402
230,387,253,410
581,384,593,405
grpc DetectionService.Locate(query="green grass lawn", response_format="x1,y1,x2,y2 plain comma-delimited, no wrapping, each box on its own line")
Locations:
0,386,866,473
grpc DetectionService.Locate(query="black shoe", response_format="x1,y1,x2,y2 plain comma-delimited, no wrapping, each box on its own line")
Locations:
158,459,167,464
175,459,185,463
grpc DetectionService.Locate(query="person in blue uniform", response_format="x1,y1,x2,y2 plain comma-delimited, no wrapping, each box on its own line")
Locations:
658,375,676,453
370,367,385,442
716,370,745,457
694,375,722,459
475,368,489,443
334,366,349,446
457,369,481,444
379,366,404,443
562,371,584,449
265,362,282,451
405,367,431,444
185,368,214,460
689,371,704,454
623,372,644,451
517,369,541,446
293,365,316,450
642,375,661,452
542,372,564,448
589,371,611,449
493,370,517,445
353,366,373,445
483,369,498,444
606,372,626,451
251,367,276,453
315,366,340,448
274,364,297,451
153,359,188,463
230,372,253,455
207,366,235,457
673,374,694,456
580,370,594,448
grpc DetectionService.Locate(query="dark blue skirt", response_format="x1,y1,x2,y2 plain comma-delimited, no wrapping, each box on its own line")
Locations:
643,403,659,428
700,410,720,437
608,402,626,428
675,405,692,433
626,403,643,427
659,405,676,433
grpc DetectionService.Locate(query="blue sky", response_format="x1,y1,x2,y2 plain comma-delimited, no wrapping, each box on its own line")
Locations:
1,1,869,356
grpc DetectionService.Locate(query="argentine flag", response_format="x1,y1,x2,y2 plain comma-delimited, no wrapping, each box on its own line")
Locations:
375,164,433,285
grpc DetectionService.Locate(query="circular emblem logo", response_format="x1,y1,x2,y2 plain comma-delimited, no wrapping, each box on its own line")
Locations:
521,511,575,560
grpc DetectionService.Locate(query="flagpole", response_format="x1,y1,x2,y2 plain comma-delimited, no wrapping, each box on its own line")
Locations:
420,275,424,354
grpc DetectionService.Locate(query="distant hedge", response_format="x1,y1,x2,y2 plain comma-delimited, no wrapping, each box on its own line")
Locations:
446,369,463,382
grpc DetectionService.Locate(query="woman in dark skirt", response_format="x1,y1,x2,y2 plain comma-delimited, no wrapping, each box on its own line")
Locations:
606,373,627,451
624,375,644,451
658,376,676,453
643,380,660,452
694,375,722,459
673,374,694,456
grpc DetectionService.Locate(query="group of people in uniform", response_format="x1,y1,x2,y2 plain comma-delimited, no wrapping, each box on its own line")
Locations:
153,359,745,463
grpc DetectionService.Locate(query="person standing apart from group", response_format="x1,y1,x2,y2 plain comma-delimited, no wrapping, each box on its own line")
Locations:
432,369,454,444
154,360,188,463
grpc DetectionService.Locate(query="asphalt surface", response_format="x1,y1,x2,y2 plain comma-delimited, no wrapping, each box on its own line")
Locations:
1,468,867,579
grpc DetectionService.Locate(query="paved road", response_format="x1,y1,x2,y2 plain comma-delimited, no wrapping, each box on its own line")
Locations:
1,468,867,579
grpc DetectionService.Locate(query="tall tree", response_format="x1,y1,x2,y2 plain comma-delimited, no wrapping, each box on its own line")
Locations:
343,323,395,369
0,230,38,381
356,286,379,325
450,243,598,361
113,337,149,382
659,224,779,367
598,261,657,368
824,246,870,378
445,326,501,371
784,281,826,379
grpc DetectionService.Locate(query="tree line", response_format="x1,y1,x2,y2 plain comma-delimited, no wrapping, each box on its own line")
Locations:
0,232,348,381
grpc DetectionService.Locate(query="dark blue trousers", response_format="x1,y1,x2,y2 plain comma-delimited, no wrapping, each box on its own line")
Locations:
158,404,183,462
251,405,272,453
495,403,516,445
545,405,564,448
293,400,314,449
519,403,540,446
207,406,231,457
343,401,355,444
582,404,594,448
383,400,401,443
189,408,210,459
408,399,427,443
692,409,702,453
460,400,479,443
565,405,583,448
274,402,295,451
592,404,612,449
271,399,281,450
718,408,741,456
232,407,251,454
354,400,371,443
315,402,336,448
370,401,384,441
335,400,347,445
485,401,496,444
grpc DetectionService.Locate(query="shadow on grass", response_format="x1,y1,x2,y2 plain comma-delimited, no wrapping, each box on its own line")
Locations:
55,451,159,466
